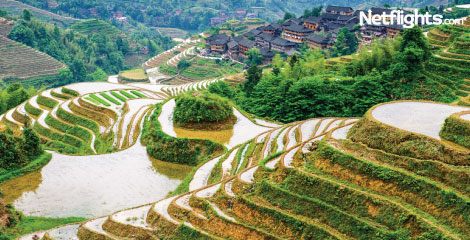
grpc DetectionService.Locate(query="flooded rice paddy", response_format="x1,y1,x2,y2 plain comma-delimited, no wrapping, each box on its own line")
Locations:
1,139,192,218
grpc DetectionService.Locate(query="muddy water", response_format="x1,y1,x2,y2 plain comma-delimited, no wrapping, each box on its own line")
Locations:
161,100,270,148
1,139,191,218
174,127,234,146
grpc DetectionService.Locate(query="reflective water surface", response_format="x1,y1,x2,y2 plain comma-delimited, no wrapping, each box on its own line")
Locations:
1,140,191,218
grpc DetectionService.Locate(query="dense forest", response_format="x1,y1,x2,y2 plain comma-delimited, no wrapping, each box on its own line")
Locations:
6,10,173,86
210,26,459,123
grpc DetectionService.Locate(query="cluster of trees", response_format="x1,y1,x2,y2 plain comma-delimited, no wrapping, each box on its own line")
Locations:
0,128,43,171
331,27,360,57
7,10,172,86
210,26,455,122
0,83,36,115
173,92,233,124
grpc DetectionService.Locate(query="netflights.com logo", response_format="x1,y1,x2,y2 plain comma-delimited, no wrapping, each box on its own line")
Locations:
359,9,465,28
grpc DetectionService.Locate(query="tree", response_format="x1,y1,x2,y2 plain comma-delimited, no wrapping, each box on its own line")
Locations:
22,128,41,157
282,12,296,22
177,59,191,72
246,48,263,66
400,25,430,61
22,9,32,21
57,68,73,86
383,4,391,8
70,60,86,82
243,65,262,97
331,27,359,57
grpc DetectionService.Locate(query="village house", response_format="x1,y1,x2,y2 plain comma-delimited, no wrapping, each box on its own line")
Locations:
305,33,334,49
270,37,296,53
238,38,255,57
282,24,313,43
326,6,354,15
263,23,283,36
304,16,322,31
255,33,275,49
227,40,239,58
206,33,230,53
259,48,275,64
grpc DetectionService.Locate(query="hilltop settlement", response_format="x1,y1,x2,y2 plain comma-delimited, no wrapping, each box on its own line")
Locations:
205,5,404,63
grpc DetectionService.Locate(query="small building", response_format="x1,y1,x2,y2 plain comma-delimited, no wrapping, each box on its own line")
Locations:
227,40,239,58
384,24,403,38
255,33,275,49
305,33,334,49
259,48,275,64
244,29,263,39
304,16,322,31
211,17,228,26
282,24,313,43
320,13,341,23
270,37,296,53
283,18,302,27
325,6,354,15
206,33,230,53
238,38,255,56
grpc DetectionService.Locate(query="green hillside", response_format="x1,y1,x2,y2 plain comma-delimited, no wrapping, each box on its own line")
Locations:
71,19,120,36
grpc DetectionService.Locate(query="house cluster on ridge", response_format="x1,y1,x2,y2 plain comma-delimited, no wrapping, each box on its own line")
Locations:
205,5,404,63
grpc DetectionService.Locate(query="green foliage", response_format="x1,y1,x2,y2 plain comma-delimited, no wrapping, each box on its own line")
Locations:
61,87,79,97
99,93,121,105
0,152,51,184
2,216,86,239
173,92,233,124
246,48,263,66
24,102,42,117
142,103,224,166
89,94,111,107
177,59,191,72
208,81,235,99
56,107,100,134
0,128,43,172
0,83,37,115
331,27,359,57
36,94,58,109
440,115,470,148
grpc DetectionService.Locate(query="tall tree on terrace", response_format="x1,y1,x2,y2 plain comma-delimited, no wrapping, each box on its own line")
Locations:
243,64,262,97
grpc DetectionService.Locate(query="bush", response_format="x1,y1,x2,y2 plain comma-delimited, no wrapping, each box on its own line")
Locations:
141,102,224,166
173,92,233,124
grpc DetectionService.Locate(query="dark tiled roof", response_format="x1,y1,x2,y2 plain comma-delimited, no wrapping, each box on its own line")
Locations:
206,33,230,43
338,15,356,21
259,48,275,58
263,25,276,31
227,40,239,49
370,7,393,15
270,22,282,29
233,35,244,42
257,33,275,41
239,38,255,48
304,16,322,24
326,6,354,13
321,22,346,31
245,29,263,37
284,24,313,33
283,18,302,26
271,37,296,47
321,13,341,21
306,33,333,44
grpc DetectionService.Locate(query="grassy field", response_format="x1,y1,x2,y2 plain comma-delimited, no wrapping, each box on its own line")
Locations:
3,216,86,239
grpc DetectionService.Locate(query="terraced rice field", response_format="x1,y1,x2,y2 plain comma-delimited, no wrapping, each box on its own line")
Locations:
0,35,65,80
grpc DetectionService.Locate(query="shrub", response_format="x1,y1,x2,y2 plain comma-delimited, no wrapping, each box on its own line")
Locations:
173,92,233,124
141,102,224,166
